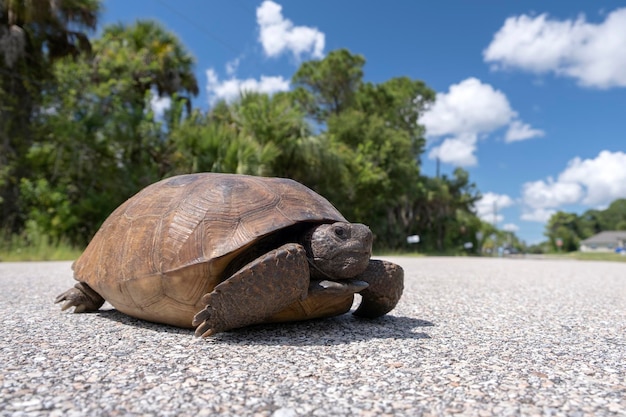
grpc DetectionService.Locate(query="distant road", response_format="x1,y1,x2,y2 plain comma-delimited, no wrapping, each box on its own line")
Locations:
1,257,625,416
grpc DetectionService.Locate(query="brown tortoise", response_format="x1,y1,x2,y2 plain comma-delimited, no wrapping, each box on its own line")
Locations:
55,173,404,336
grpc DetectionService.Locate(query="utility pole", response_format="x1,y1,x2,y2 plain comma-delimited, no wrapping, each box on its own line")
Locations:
493,200,498,227
492,201,498,257
436,157,440,179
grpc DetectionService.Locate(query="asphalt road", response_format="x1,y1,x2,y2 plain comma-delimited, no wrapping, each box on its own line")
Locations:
1,257,625,416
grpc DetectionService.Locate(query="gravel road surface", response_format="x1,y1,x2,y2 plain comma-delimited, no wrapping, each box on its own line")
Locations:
1,257,625,416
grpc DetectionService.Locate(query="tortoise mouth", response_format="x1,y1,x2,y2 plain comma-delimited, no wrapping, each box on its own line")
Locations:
316,249,370,259
311,251,370,279
314,241,372,258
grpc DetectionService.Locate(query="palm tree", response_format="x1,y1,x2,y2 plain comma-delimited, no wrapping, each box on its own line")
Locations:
227,91,348,189
86,20,199,188
1,0,100,66
97,20,198,111
0,0,101,233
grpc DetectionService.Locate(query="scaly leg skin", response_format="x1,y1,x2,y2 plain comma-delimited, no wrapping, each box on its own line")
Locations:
193,243,310,337
55,282,105,313
353,260,404,318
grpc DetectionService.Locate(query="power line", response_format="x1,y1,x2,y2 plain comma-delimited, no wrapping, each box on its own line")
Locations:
151,0,241,54
232,0,256,14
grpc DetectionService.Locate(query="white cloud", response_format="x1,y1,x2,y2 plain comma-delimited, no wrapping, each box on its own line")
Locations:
257,1,325,60
421,78,543,167
505,120,545,143
521,178,583,209
206,68,290,105
149,92,171,118
502,223,520,232
484,8,626,88
420,78,515,137
520,150,626,222
474,192,515,223
521,208,556,223
559,150,626,205
428,134,477,167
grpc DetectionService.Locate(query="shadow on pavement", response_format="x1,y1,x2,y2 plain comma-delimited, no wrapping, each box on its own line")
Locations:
96,309,433,345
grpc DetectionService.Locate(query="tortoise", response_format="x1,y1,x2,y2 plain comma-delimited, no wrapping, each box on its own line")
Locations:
55,173,404,336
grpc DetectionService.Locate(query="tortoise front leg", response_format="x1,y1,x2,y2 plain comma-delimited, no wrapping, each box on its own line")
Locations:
55,282,105,313
193,243,310,337
353,260,404,318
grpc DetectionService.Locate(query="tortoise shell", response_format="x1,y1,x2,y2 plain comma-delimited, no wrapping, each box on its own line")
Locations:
73,173,346,327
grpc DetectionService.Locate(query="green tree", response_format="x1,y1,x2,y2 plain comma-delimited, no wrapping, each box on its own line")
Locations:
413,169,481,252
98,20,198,107
172,92,349,195
576,209,603,239
0,0,101,232
479,222,525,255
92,20,198,183
546,199,626,252
24,20,198,245
545,211,580,252
291,49,439,248
599,199,626,230
292,48,365,122
328,106,423,246
170,105,278,176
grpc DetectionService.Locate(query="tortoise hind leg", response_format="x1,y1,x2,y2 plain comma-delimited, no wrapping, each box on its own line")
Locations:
55,282,105,313
193,243,309,337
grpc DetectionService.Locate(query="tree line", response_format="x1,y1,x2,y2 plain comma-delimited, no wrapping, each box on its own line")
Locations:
2,1,498,252
542,199,626,252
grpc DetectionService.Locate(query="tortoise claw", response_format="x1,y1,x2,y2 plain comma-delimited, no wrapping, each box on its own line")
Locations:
55,283,105,313
192,304,224,337
193,309,217,337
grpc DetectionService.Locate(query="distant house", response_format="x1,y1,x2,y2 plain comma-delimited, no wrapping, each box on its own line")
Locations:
579,231,626,252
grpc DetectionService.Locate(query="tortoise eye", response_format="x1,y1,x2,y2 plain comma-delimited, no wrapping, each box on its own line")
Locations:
334,226,347,238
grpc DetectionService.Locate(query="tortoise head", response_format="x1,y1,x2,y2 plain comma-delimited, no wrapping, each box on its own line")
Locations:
305,222,373,279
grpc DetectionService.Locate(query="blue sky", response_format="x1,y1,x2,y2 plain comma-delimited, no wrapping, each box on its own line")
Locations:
102,1,626,244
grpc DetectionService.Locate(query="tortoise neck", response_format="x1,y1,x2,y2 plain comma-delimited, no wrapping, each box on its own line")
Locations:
306,255,335,280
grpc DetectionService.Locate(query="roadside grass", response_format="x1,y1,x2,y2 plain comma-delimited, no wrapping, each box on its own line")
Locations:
566,251,626,263
0,233,82,262
379,250,626,263
541,251,626,263
374,249,470,257
374,250,424,257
